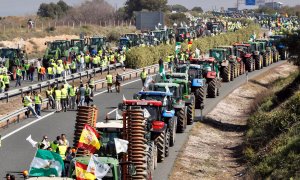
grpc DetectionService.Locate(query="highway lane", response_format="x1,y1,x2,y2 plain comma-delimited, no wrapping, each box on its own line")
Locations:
0,60,287,179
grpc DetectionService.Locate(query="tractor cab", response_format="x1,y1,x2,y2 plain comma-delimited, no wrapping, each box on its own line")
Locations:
135,91,174,111
233,43,252,57
88,36,108,53
70,38,87,54
144,34,155,46
173,64,189,73
151,30,163,44
118,38,131,51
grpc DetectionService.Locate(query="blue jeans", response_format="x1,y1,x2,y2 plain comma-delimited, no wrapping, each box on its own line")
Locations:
35,104,41,116
15,75,21,87
30,72,34,81
26,105,38,117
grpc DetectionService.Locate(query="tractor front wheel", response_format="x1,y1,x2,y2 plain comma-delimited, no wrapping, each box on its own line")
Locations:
195,87,205,109
176,108,186,133
207,78,217,98
187,102,195,125
170,117,177,147
157,131,166,162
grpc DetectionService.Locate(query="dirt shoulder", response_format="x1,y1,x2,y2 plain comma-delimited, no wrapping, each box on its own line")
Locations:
169,62,298,180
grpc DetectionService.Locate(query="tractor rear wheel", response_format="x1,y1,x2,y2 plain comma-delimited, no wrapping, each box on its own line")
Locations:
207,78,217,98
263,53,268,67
165,130,170,157
187,102,195,125
222,65,230,82
195,86,205,109
245,57,253,72
170,117,177,147
255,55,261,70
157,131,166,162
230,64,234,81
176,108,186,133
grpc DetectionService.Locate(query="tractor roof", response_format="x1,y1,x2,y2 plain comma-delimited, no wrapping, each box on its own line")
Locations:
191,57,215,62
167,72,188,77
217,45,233,48
138,91,173,96
96,120,123,129
233,43,251,47
154,82,180,87
123,99,163,106
210,48,227,51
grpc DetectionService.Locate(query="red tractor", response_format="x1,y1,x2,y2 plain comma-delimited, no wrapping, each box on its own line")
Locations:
233,43,255,72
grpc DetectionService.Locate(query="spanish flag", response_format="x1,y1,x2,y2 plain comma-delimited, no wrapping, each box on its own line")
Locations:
75,161,96,180
77,124,101,153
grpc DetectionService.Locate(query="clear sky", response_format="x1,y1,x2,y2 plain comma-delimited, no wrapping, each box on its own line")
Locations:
0,0,299,16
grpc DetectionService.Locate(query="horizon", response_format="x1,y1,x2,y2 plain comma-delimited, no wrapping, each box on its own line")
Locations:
0,0,299,16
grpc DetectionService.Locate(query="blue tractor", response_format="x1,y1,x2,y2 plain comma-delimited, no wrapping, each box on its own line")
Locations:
188,64,206,109
134,91,177,148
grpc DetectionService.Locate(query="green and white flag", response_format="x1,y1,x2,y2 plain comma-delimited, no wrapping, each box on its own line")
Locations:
29,149,64,177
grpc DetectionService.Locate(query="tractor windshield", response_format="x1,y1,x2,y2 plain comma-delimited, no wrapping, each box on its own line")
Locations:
188,68,200,79
174,66,187,73
140,95,165,102
177,28,187,35
91,38,104,46
120,39,129,46
211,50,224,61
143,106,160,121
0,49,17,59
155,86,178,97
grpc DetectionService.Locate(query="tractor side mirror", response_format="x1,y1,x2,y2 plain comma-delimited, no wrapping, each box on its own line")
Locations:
118,103,124,111
133,93,139,100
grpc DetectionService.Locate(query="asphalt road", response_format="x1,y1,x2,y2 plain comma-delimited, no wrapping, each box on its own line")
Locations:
0,60,287,179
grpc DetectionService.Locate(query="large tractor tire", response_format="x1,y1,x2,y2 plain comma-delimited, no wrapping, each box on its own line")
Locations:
165,130,170,157
195,86,205,109
187,102,195,125
255,55,261,70
157,131,166,162
245,57,253,72
207,78,217,98
235,63,240,78
170,117,177,147
263,53,268,67
222,65,230,82
148,142,155,172
230,64,234,81
176,108,186,133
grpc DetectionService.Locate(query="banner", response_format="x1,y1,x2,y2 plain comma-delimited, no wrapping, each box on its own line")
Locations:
245,0,256,5
87,155,110,179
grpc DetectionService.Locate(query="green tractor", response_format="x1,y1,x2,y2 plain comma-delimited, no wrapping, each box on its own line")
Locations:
88,36,108,54
256,39,280,64
70,38,88,54
0,47,25,79
151,30,163,45
247,41,264,70
209,48,236,82
43,40,71,67
165,73,195,126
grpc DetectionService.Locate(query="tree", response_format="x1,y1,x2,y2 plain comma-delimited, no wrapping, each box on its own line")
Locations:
168,4,188,12
37,0,70,19
191,6,203,13
124,0,168,19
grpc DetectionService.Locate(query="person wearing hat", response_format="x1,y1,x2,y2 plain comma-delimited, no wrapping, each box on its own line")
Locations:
39,135,50,149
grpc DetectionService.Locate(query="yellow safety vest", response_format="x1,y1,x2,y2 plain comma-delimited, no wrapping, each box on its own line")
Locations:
46,89,53,97
56,67,63,74
17,69,22,76
140,71,147,79
58,145,67,160
34,95,42,104
0,80,5,90
2,75,9,84
61,88,68,99
106,75,113,84
24,96,32,107
55,90,61,100
89,79,95,86
69,87,77,97
85,55,90,63
47,67,53,75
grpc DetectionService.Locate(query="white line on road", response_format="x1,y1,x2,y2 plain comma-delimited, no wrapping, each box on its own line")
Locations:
1,112,55,140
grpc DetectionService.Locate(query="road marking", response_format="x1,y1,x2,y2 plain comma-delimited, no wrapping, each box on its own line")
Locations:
1,112,55,140
107,108,118,115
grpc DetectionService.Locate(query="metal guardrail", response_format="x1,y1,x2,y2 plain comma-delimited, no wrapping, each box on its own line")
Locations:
0,63,163,127
0,63,122,102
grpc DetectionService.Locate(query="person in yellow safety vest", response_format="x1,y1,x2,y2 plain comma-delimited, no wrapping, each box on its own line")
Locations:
98,49,103,56
56,65,63,78
69,84,77,110
46,86,55,109
0,77,5,93
119,53,126,71
84,54,90,69
106,72,113,93
2,73,10,92
15,66,22,87
85,84,93,106
47,66,54,79
23,91,39,118
92,55,98,68
71,60,77,74
24,62,30,80
60,85,68,112
64,62,70,76
110,53,115,64
140,68,147,87
33,91,42,116
53,86,62,112
57,144,67,160
57,59,63,65
179,52,185,62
